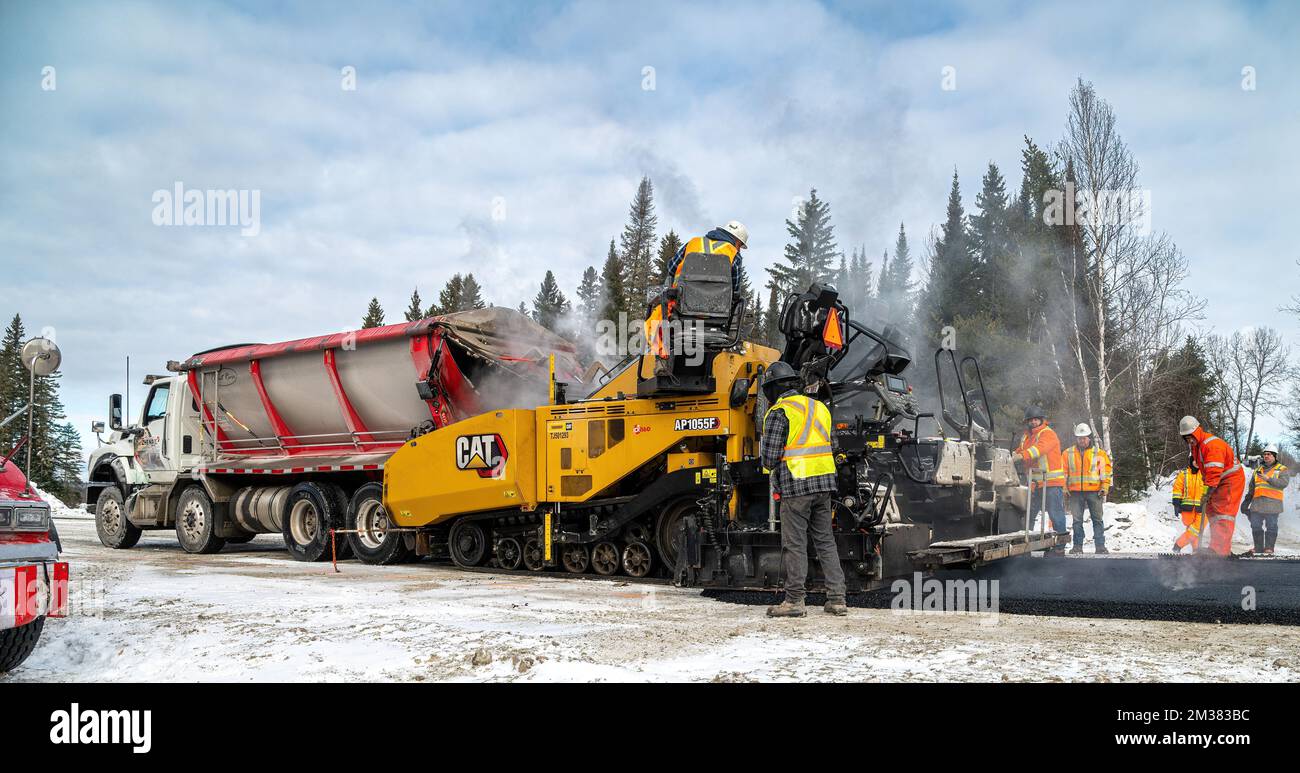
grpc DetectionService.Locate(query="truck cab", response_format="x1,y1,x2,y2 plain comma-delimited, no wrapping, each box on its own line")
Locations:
86,375,207,546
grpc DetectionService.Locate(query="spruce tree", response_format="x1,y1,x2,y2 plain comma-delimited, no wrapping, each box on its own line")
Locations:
619,176,658,309
433,274,465,316
361,298,385,329
922,170,977,328
576,266,601,324
460,274,486,310
403,288,424,322
0,315,28,455
971,162,1013,317
655,230,682,285
532,270,570,331
600,238,627,323
767,188,839,295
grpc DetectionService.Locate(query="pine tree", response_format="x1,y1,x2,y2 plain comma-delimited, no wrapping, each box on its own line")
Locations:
655,230,682,284
403,288,424,322
600,238,627,323
0,314,28,455
576,266,601,324
971,162,1013,317
361,298,385,329
764,285,783,349
877,225,915,328
767,188,839,295
432,274,465,316
460,274,487,310
922,169,978,328
532,270,570,331
619,176,658,309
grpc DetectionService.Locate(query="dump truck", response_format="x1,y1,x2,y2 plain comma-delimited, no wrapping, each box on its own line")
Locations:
87,308,582,561
380,274,1063,591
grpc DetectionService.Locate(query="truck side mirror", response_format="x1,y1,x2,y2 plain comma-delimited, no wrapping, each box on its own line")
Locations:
109,394,124,431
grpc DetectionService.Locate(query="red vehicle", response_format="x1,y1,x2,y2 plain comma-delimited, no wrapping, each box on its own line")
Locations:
0,441,69,673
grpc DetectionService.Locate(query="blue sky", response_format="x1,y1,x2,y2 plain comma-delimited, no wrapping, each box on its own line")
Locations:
1,0,1298,457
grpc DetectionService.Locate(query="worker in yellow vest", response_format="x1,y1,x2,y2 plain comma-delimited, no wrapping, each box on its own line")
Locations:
1242,444,1289,555
1172,463,1207,552
1062,422,1112,554
645,221,747,377
758,361,846,618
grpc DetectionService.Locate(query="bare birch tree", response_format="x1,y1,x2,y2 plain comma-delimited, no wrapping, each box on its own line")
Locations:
1208,327,1292,453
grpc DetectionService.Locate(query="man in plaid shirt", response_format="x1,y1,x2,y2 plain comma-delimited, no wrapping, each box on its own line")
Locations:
760,362,846,617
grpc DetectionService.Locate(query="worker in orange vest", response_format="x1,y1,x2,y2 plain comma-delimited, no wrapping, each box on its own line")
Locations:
1062,422,1112,554
1242,443,1289,555
1171,463,1206,552
1179,416,1245,556
1013,406,1068,553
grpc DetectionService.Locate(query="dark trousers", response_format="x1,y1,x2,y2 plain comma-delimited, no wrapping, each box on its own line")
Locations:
779,492,846,603
1247,511,1279,551
1068,490,1106,550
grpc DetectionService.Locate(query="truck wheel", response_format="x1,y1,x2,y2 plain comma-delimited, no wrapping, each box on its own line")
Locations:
0,616,44,673
175,487,226,554
346,483,411,565
282,481,346,562
95,486,141,549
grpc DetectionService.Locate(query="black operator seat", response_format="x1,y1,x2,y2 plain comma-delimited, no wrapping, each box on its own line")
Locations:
672,250,738,349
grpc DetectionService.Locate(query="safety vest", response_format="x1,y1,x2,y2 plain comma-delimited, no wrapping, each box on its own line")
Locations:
766,395,835,479
1015,423,1065,487
672,235,738,285
1172,468,1206,512
1253,463,1287,503
1062,445,1112,492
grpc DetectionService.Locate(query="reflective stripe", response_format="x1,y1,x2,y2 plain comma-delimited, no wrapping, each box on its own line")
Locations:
1203,461,1225,468
1221,463,1242,477
1210,515,1235,524
785,444,833,457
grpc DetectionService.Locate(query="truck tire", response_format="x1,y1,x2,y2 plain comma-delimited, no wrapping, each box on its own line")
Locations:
95,486,141,549
175,487,226,554
282,481,347,562
346,483,411,565
0,616,45,673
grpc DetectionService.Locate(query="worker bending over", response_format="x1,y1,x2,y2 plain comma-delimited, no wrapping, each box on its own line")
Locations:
1062,422,1112,554
646,221,748,376
1013,406,1068,553
759,362,847,618
1242,443,1288,556
1171,462,1207,552
1179,416,1245,556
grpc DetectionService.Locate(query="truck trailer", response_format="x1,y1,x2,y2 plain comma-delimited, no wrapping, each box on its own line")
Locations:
87,308,582,562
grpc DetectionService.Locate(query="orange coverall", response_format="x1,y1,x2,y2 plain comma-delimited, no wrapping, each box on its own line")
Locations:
1188,426,1245,555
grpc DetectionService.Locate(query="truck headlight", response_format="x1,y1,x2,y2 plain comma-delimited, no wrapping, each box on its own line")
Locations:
0,507,11,527
13,506,49,531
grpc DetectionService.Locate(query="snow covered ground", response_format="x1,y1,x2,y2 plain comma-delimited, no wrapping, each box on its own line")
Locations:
6,511,1298,683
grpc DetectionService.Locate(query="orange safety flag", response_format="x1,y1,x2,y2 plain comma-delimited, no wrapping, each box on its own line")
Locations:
822,308,843,351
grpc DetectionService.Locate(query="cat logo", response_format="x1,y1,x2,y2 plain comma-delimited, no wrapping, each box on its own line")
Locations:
456,434,508,478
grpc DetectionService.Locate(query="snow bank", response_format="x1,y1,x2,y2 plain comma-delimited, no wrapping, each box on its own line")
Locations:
1079,469,1300,554
30,482,92,520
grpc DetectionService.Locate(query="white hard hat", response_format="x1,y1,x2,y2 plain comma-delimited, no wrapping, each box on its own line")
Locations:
1074,422,1092,437
1178,416,1199,436
720,220,749,248
1264,443,1280,456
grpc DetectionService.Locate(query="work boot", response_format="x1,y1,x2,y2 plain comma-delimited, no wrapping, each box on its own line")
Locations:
1069,546,1083,555
1263,547,1275,556
1094,546,1110,555
766,600,807,618
824,599,849,616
